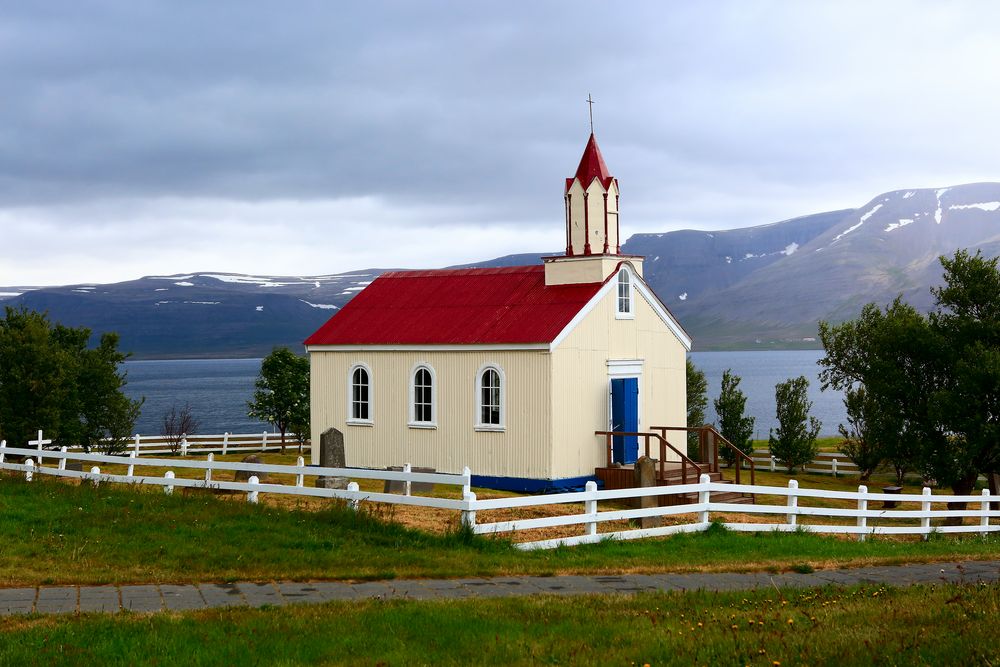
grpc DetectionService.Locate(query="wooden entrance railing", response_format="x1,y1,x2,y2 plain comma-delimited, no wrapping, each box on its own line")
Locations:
651,425,756,487
594,430,702,485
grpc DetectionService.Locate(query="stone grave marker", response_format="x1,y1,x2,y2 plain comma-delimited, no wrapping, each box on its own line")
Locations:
234,455,268,483
633,455,660,528
315,427,349,490
384,466,436,494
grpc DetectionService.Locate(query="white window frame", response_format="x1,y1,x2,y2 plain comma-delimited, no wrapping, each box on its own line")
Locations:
474,363,506,432
346,363,373,426
615,267,634,319
408,363,437,429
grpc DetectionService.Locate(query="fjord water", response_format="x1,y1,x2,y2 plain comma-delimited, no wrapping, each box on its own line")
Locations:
123,358,270,435
121,351,848,438
691,350,846,439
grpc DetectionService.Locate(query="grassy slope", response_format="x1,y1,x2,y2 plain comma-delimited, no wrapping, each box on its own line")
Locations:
1,584,997,665
1,475,999,586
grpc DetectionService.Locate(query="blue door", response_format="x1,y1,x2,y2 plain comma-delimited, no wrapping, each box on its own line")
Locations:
610,377,639,464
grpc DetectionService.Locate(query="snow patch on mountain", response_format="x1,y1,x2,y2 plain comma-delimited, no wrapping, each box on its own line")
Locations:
833,203,883,243
678,293,688,301
903,191,916,199
782,242,799,256
885,219,915,233
174,282,194,287
951,201,1000,212
934,188,951,224
300,300,338,309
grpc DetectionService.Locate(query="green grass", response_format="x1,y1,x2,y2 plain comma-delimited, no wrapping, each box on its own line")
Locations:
2,475,999,586
2,583,997,665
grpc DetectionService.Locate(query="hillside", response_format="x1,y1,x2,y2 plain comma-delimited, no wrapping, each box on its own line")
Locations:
4,182,999,355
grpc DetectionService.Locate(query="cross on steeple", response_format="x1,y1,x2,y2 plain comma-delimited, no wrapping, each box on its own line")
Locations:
586,94,595,134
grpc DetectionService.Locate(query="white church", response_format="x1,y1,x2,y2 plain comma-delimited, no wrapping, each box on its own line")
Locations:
305,132,691,491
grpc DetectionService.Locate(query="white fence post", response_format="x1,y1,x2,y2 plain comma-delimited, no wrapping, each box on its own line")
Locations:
462,466,471,497
699,473,711,525
584,480,598,537
126,451,136,478
347,481,360,511
295,456,305,487
180,433,188,457
787,479,799,528
24,458,34,482
205,453,214,483
0,440,6,465
921,487,932,539
832,458,838,478
58,447,68,471
857,484,868,541
90,466,101,487
981,488,991,536
404,463,412,497
164,470,175,495
261,431,268,452
222,432,229,456
133,434,141,456
770,456,776,473
247,475,259,503
461,491,477,529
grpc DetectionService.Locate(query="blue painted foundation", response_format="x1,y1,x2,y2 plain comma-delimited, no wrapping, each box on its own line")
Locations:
470,474,601,494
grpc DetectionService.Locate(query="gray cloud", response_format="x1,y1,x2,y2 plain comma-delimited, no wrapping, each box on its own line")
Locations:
3,1,1000,284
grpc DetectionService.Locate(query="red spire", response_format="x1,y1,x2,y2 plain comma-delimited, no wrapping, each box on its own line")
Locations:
569,133,613,192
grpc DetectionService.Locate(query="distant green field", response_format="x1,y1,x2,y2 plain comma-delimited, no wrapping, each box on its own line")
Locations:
2,475,999,587
1,584,996,666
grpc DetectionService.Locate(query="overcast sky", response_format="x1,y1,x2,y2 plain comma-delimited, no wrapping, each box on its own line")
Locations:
3,1,1000,286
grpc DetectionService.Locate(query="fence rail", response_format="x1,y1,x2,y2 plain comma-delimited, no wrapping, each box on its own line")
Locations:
465,474,999,550
31,431,311,456
2,442,996,552
0,443,470,511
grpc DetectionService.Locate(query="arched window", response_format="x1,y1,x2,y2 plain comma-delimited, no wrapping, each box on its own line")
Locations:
475,364,505,431
409,364,436,427
616,267,633,317
348,364,372,424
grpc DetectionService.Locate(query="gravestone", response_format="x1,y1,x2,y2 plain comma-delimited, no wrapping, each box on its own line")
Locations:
384,466,436,494
315,427,349,490
633,455,660,528
234,455,269,483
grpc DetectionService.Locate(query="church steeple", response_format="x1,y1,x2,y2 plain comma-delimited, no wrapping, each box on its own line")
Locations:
564,133,620,257
544,129,641,287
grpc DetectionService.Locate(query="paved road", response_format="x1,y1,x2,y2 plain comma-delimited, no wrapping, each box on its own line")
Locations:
2,560,997,616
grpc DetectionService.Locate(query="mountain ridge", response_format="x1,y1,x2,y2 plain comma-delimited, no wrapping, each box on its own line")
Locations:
4,182,999,356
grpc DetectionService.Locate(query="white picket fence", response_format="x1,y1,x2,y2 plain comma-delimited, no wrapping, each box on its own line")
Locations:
2,442,996,552
465,474,1000,550
752,450,857,476
24,430,310,457
0,443,470,512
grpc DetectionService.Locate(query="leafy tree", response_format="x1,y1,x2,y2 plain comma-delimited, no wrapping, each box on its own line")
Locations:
713,369,755,466
820,250,1000,502
0,306,142,454
247,347,309,454
837,386,884,482
927,250,1000,496
769,376,821,473
685,358,708,460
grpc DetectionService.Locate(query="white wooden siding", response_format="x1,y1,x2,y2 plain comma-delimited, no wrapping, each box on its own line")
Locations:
311,350,552,477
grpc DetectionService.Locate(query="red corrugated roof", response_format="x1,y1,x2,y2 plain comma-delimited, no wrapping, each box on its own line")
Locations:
304,265,603,346
566,133,615,192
